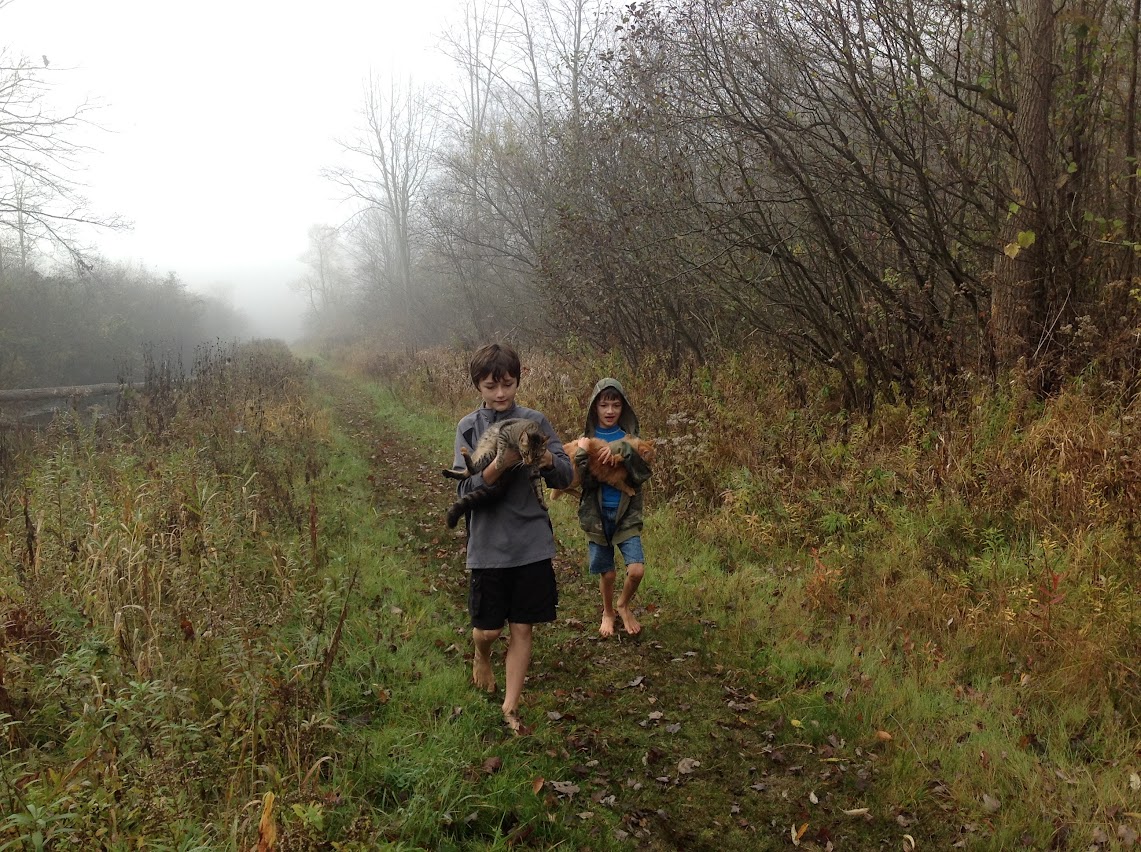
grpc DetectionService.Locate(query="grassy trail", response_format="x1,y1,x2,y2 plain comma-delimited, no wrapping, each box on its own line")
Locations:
322,368,953,851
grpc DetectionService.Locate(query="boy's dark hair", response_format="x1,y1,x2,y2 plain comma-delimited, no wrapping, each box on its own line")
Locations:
597,388,623,404
469,343,522,387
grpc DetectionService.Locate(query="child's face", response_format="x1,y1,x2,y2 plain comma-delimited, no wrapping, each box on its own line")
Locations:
478,373,519,413
595,395,623,428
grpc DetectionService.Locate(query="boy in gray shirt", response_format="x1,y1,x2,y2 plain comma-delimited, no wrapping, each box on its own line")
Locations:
451,343,572,734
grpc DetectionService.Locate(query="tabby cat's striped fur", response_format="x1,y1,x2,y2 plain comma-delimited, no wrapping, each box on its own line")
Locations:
442,417,548,528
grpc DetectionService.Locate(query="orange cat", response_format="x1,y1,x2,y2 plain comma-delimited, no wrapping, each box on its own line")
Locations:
553,436,656,499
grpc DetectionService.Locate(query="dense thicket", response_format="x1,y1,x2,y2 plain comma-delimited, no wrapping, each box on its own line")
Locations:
0,264,246,388
309,0,1141,408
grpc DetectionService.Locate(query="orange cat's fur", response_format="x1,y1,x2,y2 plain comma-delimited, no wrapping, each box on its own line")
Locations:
553,436,656,499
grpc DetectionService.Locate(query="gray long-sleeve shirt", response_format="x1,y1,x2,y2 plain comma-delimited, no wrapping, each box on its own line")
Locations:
453,403,573,569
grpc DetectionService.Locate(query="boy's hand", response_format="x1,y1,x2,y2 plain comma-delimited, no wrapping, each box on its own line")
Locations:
495,447,522,471
598,444,623,466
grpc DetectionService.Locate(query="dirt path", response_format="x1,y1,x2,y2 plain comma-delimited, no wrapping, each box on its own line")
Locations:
325,373,937,851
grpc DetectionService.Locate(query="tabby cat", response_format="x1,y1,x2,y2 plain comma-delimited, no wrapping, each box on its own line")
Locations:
552,436,656,499
442,417,549,528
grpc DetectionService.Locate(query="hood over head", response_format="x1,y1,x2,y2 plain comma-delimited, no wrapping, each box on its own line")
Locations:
584,377,639,436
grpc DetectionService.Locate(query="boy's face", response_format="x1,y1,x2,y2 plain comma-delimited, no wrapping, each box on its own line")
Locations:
596,395,623,428
478,373,519,412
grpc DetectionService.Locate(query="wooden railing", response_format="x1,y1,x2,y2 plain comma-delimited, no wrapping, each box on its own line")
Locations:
0,382,143,403
0,382,144,426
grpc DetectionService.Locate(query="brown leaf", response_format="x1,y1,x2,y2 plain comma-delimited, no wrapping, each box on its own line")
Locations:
482,756,503,774
791,821,808,845
256,791,277,851
677,757,701,775
532,777,545,794
875,730,893,742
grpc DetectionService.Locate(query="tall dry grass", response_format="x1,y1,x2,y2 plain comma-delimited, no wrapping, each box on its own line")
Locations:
0,341,341,846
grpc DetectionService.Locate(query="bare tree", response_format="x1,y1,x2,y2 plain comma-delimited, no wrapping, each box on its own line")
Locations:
292,225,350,316
0,45,123,278
330,76,437,347
427,0,610,342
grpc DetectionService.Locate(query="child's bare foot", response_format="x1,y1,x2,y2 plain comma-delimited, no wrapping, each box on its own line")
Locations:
599,612,616,637
472,652,497,693
617,604,642,635
503,710,531,736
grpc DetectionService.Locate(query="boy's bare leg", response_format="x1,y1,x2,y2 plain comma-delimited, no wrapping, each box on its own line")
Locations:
472,627,500,693
598,571,618,637
502,622,533,733
616,562,645,635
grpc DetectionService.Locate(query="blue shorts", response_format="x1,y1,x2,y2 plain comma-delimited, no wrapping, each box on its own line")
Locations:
588,510,645,576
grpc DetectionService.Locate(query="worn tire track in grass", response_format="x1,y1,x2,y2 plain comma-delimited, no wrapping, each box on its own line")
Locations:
325,370,957,851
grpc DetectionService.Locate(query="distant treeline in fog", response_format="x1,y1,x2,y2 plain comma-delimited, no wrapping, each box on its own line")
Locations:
0,263,246,389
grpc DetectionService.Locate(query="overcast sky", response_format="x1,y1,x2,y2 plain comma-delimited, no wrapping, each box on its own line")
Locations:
4,0,453,339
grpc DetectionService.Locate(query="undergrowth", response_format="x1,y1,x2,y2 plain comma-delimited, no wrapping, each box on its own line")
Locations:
4,335,1141,849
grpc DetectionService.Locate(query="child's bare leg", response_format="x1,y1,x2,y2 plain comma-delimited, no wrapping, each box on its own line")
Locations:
616,563,645,635
472,627,500,692
502,622,533,733
598,571,618,637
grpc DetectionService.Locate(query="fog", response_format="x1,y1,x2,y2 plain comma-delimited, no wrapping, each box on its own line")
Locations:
2,0,453,344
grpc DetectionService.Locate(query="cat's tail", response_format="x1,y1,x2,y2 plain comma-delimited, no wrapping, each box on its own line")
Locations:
446,503,466,528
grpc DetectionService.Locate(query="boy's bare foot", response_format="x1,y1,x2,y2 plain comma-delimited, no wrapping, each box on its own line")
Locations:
472,652,497,693
617,604,642,635
599,612,616,637
504,710,531,736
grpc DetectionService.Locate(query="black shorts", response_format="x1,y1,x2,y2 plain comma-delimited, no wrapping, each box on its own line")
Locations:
469,559,558,629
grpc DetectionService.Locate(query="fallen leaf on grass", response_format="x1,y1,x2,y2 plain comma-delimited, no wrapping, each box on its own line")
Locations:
981,793,1001,813
791,822,808,846
532,777,545,794
842,807,870,817
875,730,893,741
624,675,645,688
1130,773,1141,792
482,756,502,774
550,780,580,797
547,711,563,721
677,758,701,775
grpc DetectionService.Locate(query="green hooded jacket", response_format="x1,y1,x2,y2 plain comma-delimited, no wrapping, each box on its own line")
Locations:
576,378,653,546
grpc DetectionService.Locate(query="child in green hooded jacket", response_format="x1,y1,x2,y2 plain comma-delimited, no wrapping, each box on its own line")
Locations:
574,378,653,637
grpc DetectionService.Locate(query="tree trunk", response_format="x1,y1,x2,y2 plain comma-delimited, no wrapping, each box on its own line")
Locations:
990,0,1057,370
